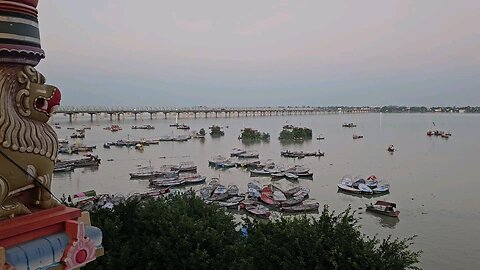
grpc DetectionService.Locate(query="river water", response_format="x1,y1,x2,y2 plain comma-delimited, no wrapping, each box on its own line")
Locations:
51,113,480,270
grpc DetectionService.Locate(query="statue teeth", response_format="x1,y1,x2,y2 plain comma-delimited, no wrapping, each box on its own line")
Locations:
41,99,48,111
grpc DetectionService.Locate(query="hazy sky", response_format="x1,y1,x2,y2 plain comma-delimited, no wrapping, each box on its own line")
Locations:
37,1,480,107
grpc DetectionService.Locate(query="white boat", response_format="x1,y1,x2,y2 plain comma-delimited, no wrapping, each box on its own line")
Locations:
273,191,287,202
341,175,353,187
337,183,362,194
358,183,373,194
373,184,390,194
285,173,299,180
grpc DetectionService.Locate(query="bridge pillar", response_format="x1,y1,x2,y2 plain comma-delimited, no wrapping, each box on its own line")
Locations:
68,113,73,122
134,113,137,120
215,112,218,118
194,112,197,118
89,113,95,122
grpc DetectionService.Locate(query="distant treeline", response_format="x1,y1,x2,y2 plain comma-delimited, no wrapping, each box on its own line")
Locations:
378,106,480,113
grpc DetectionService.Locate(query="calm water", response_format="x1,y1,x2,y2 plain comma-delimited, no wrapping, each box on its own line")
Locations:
51,113,480,270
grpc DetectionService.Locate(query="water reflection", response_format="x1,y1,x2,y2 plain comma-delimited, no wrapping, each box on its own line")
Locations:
365,211,400,229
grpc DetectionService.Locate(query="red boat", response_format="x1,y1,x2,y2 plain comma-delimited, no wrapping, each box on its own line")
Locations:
260,186,279,206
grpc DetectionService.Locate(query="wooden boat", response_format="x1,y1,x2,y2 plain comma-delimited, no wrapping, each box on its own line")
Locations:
151,178,185,187
316,135,325,140
249,169,271,176
358,183,373,195
208,155,228,166
181,175,206,184
373,184,390,194
248,187,261,198
209,185,229,201
285,173,299,180
217,196,244,208
337,183,362,194
273,190,287,202
271,172,285,178
260,186,279,206
247,182,261,192
296,171,314,178
340,175,353,187
366,201,400,217
292,187,310,198
281,202,320,213
238,151,259,159
284,187,302,197
227,185,239,196
281,196,305,207
53,165,74,173
103,142,111,148
244,204,271,218
199,186,215,200
172,162,197,172
230,148,246,157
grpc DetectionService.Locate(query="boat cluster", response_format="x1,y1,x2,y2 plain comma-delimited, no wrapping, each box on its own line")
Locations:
129,162,198,179
209,150,315,179
54,154,101,172
337,175,390,195
103,139,159,149
70,189,171,211
427,130,451,139
58,142,96,155
198,180,319,218
280,150,324,159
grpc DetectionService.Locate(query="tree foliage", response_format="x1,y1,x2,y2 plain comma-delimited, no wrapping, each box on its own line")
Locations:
279,127,312,141
86,195,421,270
210,126,225,137
239,128,270,143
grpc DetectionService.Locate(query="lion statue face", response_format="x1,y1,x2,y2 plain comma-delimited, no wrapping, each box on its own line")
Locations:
0,65,61,160
15,66,61,123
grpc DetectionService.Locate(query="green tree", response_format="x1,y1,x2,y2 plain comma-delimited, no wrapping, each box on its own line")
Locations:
86,196,421,270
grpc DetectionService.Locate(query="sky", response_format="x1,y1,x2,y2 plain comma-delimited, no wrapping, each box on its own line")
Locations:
36,0,480,107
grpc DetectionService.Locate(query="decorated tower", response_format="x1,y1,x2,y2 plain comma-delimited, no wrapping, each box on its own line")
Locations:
0,1,103,269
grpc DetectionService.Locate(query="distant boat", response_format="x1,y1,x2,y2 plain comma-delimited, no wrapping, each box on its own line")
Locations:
177,124,190,130
316,135,325,140
353,134,363,139
342,123,357,128
132,124,155,130
387,144,395,152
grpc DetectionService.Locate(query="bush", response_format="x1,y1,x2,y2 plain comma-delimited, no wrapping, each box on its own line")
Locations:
86,195,421,270
279,127,312,141
239,128,270,143
210,126,225,137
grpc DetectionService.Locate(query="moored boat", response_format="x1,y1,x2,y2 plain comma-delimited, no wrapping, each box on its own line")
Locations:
243,204,271,218
281,202,320,213
281,196,305,207
366,201,400,217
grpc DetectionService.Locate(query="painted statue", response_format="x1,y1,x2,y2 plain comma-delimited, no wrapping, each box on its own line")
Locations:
0,65,61,218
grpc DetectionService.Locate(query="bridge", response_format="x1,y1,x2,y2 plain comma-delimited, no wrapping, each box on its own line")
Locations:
55,106,378,122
